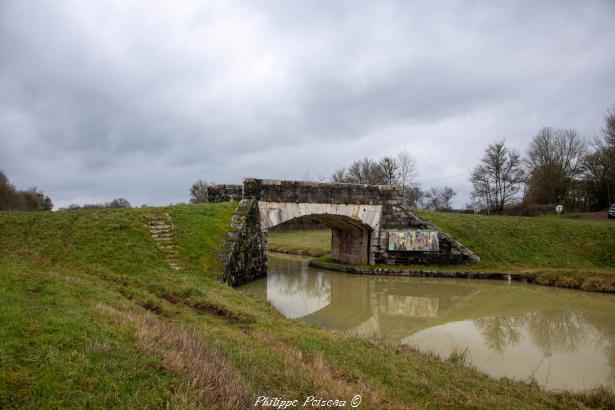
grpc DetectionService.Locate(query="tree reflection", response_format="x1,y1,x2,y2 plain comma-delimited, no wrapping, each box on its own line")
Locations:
527,310,586,355
475,310,587,355
581,312,615,385
475,315,524,352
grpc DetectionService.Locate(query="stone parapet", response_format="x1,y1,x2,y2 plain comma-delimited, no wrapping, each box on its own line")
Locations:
207,184,243,202
243,178,401,205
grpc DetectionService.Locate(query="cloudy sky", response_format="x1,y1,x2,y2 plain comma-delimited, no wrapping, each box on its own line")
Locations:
1,1,614,208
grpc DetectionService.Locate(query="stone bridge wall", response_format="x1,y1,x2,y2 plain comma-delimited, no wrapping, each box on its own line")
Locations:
242,178,398,205
220,178,479,286
206,184,243,202
220,199,267,286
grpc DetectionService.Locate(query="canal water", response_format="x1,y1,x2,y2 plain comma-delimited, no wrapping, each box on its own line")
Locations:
239,253,615,391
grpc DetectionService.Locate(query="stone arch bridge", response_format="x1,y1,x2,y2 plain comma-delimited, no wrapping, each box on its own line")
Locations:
221,178,478,286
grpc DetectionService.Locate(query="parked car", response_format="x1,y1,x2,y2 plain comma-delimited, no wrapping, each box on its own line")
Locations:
609,204,615,219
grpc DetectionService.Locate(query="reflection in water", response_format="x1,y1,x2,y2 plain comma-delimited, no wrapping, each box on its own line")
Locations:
475,310,588,355
239,254,615,390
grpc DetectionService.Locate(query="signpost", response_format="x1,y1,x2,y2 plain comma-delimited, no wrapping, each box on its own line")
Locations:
555,204,563,218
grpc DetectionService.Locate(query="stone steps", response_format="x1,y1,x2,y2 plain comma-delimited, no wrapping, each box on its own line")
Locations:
146,213,181,271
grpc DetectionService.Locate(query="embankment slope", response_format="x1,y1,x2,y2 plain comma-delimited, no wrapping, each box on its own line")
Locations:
0,204,611,409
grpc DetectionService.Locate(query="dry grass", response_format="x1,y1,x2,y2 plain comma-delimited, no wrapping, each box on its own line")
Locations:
249,330,410,409
98,303,251,409
447,344,471,367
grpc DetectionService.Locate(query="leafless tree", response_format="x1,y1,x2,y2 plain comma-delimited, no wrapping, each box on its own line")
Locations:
348,158,386,184
396,150,418,203
422,186,456,210
470,140,524,212
0,170,18,211
379,156,398,185
582,105,615,208
525,127,586,204
403,185,424,208
0,170,53,211
439,186,456,210
330,152,418,197
109,198,131,208
190,180,209,203
330,168,347,183
331,158,386,185
604,103,615,147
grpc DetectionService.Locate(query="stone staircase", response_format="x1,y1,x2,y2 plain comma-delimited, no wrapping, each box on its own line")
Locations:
146,214,181,271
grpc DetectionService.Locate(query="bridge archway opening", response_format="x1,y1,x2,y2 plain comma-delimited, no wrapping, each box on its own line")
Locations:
266,214,373,265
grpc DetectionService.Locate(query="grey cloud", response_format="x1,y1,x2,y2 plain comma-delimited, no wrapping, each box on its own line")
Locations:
1,0,614,208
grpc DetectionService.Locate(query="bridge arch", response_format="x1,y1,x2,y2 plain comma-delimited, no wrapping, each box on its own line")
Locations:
260,202,382,264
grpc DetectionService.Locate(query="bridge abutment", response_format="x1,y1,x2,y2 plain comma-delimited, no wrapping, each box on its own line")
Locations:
331,227,370,264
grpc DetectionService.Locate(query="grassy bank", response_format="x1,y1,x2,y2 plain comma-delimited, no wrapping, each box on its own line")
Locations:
1,204,613,408
268,229,331,257
414,211,615,292
287,212,615,292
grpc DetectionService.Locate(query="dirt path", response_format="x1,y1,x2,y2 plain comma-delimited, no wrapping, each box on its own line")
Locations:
577,212,612,221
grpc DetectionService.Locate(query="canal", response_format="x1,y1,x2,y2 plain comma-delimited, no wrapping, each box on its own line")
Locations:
239,253,615,391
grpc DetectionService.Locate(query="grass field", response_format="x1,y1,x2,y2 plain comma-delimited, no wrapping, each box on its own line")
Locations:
283,211,615,292
1,204,613,408
268,229,331,256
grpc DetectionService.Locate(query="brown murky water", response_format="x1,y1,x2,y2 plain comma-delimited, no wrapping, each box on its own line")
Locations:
239,253,615,391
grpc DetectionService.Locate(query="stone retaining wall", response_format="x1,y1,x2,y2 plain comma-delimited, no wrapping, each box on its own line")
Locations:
220,199,267,286
309,260,516,281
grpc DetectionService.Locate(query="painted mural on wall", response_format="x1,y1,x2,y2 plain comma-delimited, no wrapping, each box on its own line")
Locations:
388,230,439,252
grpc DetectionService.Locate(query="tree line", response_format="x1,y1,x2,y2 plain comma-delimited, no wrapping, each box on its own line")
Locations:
470,103,615,213
329,151,458,210
61,198,132,211
0,170,53,211
0,169,134,211
189,152,458,210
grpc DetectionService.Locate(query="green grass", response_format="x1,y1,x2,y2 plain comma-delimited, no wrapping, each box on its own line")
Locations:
1,204,612,408
281,212,615,291
268,229,331,256
414,211,615,272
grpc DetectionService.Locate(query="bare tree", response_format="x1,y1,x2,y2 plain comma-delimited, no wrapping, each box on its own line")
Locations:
439,186,456,210
0,171,53,211
583,105,615,208
331,158,386,185
331,168,348,183
526,127,586,204
422,186,456,210
0,170,18,211
403,185,424,208
604,103,615,147
379,156,398,186
396,150,418,204
330,151,418,194
470,140,524,212
348,158,386,184
190,180,209,203
109,198,131,208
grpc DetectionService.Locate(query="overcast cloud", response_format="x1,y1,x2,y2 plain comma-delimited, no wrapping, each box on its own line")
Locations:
1,0,614,208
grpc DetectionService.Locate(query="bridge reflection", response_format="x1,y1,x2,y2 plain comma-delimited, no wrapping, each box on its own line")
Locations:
239,254,615,390
243,255,479,342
